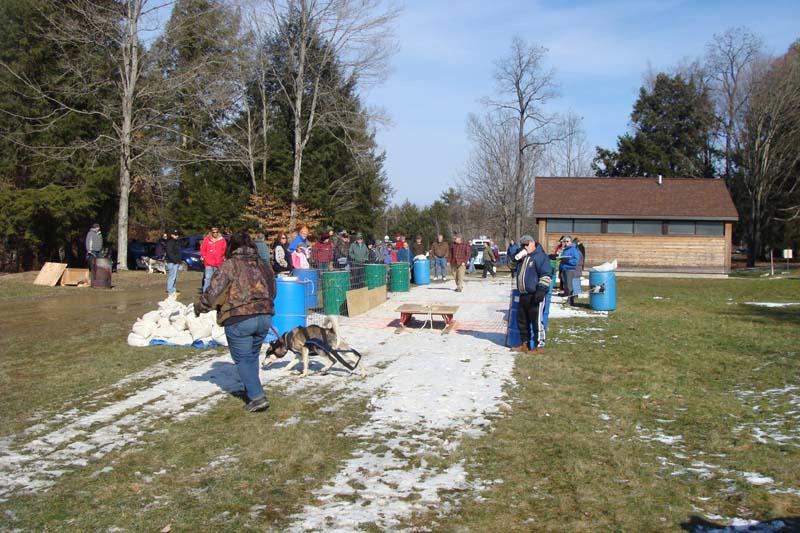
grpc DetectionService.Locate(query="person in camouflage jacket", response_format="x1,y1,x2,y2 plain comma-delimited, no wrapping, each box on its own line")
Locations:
196,232,276,413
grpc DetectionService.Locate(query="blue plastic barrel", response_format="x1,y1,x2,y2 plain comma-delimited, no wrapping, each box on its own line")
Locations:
293,268,319,310
413,259,430,285
505,289,522,348
589,271,617,311
272,277,307,335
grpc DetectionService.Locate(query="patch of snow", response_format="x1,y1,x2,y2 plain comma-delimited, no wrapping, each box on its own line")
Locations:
274,416,301,427
743,302,800,308
740,471,774,486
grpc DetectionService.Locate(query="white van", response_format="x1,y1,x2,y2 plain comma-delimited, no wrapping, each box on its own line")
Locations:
470,236,492,267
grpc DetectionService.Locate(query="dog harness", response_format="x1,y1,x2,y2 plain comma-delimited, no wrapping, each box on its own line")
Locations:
270,326,363,371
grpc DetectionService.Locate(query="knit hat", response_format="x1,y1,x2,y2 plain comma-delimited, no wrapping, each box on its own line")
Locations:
520,234,534,244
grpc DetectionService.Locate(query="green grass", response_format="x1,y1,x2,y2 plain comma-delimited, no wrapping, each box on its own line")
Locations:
1,274,799,530
401,277,800,530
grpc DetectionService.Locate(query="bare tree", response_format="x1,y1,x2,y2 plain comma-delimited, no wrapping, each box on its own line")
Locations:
543,110,592,177
259,0,397,227
738,52,800,266
461,112,536,242
705,27,764,182
483,37,561,239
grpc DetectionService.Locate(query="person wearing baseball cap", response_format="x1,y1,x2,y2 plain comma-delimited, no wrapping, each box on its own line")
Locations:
511,234,553,354
165,228,182,295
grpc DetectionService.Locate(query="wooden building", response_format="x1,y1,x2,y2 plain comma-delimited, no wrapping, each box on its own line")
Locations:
532,176,739,274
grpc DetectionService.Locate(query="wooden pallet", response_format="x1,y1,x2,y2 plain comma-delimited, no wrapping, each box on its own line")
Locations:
394,303,459,334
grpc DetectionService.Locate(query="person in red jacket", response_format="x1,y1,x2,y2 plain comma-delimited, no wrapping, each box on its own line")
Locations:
311,232,334,271
201,226,227,292
449,235,472,292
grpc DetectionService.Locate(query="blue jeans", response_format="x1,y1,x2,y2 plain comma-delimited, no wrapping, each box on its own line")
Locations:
166,262,179,293
225,315,272,401
203,266,218,292
434,256,447,278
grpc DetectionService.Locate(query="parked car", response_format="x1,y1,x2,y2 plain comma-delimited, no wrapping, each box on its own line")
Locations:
178,236,204,271
128,241,156,270
470,236,491,268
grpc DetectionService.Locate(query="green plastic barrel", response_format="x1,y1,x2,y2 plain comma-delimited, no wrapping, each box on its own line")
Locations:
389,262,410,292
550,259,560,288
322,270,350,315
365,264,387,289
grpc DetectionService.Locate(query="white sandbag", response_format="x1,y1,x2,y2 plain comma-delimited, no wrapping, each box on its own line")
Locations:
127,332,150,347
152,324,179,339
170,315,187,331
131,320,154,338
141,310,161,323
590,259,618,272
186,315,212,341
211,324,228,346
157,316,171,329
169,331,194,346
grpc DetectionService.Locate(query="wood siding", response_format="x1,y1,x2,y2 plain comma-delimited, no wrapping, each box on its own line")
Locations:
541,221,731,273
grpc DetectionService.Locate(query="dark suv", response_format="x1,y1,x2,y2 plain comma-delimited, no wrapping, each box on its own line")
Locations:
178,236,204,271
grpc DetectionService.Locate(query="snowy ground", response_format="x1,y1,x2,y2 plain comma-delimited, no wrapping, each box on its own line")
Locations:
0,277,604,528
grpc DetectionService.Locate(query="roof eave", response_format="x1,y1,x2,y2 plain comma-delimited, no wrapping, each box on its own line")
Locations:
533,213,739,222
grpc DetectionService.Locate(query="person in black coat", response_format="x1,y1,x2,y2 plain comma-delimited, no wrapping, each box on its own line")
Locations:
165,229,182,294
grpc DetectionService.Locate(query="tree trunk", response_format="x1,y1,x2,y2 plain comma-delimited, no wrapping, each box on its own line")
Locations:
115,4,140,271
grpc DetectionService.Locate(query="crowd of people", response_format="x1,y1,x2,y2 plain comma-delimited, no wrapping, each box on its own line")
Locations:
84,221,590,413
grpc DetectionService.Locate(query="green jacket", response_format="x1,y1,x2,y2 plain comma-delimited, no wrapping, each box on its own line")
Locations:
348,242,369,263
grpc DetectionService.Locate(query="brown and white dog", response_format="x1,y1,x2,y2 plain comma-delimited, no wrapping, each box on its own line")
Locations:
263,315,363,377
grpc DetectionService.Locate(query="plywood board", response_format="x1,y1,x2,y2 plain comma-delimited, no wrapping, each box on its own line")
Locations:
60,268,90,286
345,287,371,317
33,262,67,286
367,285,387,308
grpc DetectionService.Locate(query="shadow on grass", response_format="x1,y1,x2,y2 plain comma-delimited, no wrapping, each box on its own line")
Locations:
191,360,247,402
680,514,800,532
724,304,800,327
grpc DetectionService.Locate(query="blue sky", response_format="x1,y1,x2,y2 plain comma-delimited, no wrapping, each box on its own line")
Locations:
363,0,800,205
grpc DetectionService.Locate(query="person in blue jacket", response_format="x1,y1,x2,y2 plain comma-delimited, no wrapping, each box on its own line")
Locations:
288,225,309,253
558,235,582,305
512,234,553,354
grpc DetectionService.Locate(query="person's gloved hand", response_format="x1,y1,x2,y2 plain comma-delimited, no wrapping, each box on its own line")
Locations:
514,249,529,261
193,301,202,317
533,286,547,303
539,275,552,287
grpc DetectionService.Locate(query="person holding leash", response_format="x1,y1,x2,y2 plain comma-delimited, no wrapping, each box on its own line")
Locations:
195,232,277,413
512,234,553,354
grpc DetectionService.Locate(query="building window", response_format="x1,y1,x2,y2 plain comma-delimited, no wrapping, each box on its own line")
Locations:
668,221,696,235
607,220,634,234
634,220,662,234
573,219,602,233
548,219,573,233
696,221,724,236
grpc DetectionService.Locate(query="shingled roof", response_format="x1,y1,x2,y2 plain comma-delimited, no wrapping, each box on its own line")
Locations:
533,176,739,221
